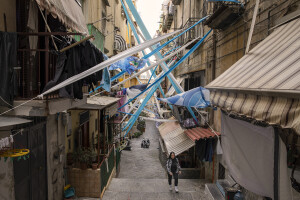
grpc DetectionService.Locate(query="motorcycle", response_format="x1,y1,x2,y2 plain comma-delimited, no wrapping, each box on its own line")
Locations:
141,138,150,148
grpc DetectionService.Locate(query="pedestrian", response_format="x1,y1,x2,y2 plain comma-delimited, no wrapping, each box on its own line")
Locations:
166,152,181,193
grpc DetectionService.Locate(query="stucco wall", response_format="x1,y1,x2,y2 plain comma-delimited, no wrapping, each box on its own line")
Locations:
0,130,15,200
46,114,66,200
65,110,99,154
0,0,16,32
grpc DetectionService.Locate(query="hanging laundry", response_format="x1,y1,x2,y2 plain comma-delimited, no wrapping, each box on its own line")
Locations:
205,138,214,162
43,40,104,99
0,31,17,107
101,67,111,92
117,91,129,113
183,118,196,128
109,56,147,74
195,139,207,161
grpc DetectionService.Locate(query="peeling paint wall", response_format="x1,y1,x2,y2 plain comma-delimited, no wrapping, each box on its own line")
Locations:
46,114,66,200
0,130,15,200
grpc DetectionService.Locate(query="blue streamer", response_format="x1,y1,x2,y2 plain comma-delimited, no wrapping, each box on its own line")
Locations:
89,70,126,94
143,16,208,59
119,29,212,110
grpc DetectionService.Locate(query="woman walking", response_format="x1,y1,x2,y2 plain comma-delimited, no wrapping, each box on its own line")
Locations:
166,152,181,193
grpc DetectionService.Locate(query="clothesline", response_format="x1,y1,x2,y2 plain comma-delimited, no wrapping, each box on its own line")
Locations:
0,129,23,150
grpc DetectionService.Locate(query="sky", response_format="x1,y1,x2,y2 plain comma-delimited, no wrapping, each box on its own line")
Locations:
136,0,163,79
136,0,163,37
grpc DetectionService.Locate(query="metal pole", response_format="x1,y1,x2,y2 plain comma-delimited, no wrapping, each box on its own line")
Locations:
245,0,260,54
273,126,279,200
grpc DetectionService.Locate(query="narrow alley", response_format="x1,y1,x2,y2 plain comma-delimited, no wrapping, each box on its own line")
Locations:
102,120,210,200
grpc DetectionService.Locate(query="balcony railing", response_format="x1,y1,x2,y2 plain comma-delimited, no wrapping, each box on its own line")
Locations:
16,49,58,99
16,32,83,100
177,18,204,49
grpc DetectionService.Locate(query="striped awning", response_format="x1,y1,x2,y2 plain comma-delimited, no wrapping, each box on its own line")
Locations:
114,34,127,52
158,119,195,155
35,0,88,34
206,18,300,134
185,127,220,141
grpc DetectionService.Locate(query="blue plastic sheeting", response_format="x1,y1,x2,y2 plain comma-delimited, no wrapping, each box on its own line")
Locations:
109,56,147,74
157,86,210,108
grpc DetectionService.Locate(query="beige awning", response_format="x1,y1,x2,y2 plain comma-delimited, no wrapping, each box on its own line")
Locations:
206,18,300,134
0,116,32,128
158,119,195,155
35,0,88,34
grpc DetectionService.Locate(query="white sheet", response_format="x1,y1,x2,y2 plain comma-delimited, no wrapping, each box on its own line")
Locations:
221,113,292,200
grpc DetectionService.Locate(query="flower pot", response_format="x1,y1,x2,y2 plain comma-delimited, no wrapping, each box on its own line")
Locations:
80,162,88,170
92,163,98,170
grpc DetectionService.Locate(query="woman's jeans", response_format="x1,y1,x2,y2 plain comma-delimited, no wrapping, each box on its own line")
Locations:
168,172,178,186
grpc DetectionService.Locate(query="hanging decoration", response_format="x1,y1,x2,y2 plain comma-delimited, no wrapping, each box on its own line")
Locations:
109,56,147,74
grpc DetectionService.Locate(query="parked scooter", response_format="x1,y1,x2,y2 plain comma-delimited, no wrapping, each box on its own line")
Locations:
141,138,150,148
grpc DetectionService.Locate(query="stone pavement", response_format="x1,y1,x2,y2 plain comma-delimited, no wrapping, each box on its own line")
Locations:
102,119,210,200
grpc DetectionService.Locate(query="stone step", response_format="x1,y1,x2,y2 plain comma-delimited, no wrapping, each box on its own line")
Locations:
205,184,224,200
103,178,210,200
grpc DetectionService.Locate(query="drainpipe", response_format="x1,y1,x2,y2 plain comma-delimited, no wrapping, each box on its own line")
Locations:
182,0,184,28
212,32,216,81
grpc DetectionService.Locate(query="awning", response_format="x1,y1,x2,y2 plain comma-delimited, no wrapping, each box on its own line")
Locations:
75,96,120,110
185,127,220,141
35,0,88,34
0,116,31,128
206,18,300,134
158,119,195,155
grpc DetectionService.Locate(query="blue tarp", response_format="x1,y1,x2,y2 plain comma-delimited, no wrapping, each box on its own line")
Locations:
157,86,210,108
109,56,147,74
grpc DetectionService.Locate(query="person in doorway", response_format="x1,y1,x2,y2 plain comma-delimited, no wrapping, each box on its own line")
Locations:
166,152,181,193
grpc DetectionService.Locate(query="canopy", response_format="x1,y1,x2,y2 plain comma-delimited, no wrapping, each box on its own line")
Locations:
0,116,31,128
158,119,195,156
206,18,300,134
157,86,210,108
35,0,88,34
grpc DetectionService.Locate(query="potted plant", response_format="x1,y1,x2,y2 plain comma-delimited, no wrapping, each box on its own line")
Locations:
73,148,83,168
78,148,89,170
137,119,146,132
88,148,98,170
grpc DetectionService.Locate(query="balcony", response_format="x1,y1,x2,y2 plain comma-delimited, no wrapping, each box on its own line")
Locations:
204,4,245,30
162,2,175,31
177,18,204,49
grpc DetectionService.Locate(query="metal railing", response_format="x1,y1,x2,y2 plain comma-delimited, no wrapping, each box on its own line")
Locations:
177,18,204,47
16,49,58,99
99,146,115,193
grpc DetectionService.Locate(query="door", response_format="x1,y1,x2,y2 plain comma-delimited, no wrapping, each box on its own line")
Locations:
14,122,48,200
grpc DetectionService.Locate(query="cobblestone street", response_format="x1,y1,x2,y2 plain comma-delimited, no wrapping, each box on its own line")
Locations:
102,120,209,200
